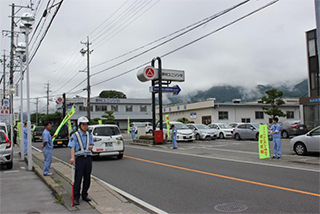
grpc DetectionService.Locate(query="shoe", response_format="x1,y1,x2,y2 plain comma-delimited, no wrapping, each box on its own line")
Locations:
271,156,276,159
74,199,80,205
277,157,281,159
82,196,91,202
44,172,53,176
173,147,177,149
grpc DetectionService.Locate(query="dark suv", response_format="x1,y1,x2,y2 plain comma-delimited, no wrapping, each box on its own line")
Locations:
32,126,45,142
50,124,69,147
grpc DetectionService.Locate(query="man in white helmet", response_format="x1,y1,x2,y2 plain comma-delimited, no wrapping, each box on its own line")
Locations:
68,116,94,205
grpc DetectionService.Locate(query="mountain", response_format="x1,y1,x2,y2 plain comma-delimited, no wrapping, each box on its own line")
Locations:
165,79,308,104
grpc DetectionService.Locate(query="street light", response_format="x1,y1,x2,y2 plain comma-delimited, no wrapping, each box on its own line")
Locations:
20,12,34,171
16,42,26,161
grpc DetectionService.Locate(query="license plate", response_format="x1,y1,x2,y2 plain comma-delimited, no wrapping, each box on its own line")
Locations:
57,141,63,144
299,127,303,130
105,142,113,147
39,137,43,140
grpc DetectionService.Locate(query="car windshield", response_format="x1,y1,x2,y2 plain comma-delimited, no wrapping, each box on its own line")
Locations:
174,123,189,129
219,124,231,129
0,126,6,132
35,126,45,131
92,127,120,136
0,132,6,143
194,124,208,129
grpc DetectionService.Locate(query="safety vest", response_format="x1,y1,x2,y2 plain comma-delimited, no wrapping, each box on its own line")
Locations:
74,131,91,156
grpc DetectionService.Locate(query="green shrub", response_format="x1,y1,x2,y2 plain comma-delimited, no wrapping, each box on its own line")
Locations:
139,135,154,140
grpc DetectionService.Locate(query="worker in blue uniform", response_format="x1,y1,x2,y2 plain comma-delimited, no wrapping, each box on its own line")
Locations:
68,116,94,206
41,121,53,176
170,124,178,149
23,122,28,156
271,117,282,159
130,123,136,140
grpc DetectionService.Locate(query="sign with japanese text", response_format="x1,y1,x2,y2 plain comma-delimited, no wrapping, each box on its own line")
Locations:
258,125,270,159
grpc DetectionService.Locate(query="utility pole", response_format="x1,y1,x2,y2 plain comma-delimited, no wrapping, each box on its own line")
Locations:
62,93,66,118
35,97,39,125
9,4,15,144
2,53,6,103
80,37,93,121
315,0,320,96
45,82,50,115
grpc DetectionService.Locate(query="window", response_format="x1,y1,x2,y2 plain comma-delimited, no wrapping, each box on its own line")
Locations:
286,111,294,119
255,111,264,119
140,105,147,112
79,106,86,111
241,118,251,123
96,105,108,111
308,39,316,57
126,105,133,112
202,116,211,125
218,111,228,120
237,124,246,129
111,105,118,112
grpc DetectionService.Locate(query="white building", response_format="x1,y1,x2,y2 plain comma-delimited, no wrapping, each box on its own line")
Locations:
157,98,300,125
61,97,152,130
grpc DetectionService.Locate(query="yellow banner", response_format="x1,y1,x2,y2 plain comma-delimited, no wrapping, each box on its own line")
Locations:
258,125,270,159
17,122,21,139
165,114,170,139
98,120,102,125
53,106,75,142
127,117,130,134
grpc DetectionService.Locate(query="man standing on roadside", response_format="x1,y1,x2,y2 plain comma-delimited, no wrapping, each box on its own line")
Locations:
68,116,94,206
23,122,28,156
42,121,53,176
271,117,282,159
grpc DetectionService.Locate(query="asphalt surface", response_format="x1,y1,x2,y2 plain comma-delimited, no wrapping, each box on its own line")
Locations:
32,138,320,213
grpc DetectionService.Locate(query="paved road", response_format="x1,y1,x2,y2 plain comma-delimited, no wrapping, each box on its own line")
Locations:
32,139,320,213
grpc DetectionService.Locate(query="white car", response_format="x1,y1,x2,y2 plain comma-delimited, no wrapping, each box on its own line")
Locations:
206,123,233,139
0,122,8,134
132,122,153,134
88,125,124,159
159,121,195,142
0,130,13,169
186,124,217,140
289,126,320,155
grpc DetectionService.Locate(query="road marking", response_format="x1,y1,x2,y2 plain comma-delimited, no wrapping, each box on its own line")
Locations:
126,145,320,173
125,155,320,198
4,170,19,174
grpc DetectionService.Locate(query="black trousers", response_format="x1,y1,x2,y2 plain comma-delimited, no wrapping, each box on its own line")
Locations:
75,155,92,200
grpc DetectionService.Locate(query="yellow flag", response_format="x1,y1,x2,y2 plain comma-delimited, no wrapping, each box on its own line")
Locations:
165,115,170,138
98,120,102,125
258,125,270,159
127,117,130,134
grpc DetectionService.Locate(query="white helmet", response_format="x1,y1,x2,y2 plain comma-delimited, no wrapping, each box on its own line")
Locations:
77,116,89,126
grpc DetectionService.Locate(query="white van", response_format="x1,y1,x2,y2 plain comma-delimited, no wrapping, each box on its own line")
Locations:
0,122,8,134
88,124,124,159
132,122,153,134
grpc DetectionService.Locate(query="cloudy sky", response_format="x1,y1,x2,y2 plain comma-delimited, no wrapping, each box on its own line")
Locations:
0,0,317,112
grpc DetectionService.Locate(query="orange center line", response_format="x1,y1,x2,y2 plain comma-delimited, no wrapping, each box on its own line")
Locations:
124,155,320,198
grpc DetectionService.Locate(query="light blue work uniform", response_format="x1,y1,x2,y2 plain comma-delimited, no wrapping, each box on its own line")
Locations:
130,126,136,140
23,127,28,156
42,129,53,175
171,127,177,149
68,130,94,157
271,123,282,157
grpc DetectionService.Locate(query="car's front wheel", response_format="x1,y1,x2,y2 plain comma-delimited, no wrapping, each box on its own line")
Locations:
117,154,123,159
294,142,307,155
219,132,224,139
195,134,200,140
282,131,289,138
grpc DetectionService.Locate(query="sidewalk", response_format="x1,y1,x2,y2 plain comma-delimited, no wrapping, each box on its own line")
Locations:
1,144,152,214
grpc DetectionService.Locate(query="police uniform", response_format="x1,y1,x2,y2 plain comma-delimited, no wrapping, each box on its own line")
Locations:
68,130,94,201
23,126,28,156
271,122,282,158
42,128,53,175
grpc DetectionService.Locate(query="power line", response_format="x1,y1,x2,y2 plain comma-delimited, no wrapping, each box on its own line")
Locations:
89,0,279,88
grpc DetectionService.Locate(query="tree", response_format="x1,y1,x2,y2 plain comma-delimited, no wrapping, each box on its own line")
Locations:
90,118,102,125
40,112,63,124
261,88,286,119
99,90,127,99
101,110,115,124
176,117,194,124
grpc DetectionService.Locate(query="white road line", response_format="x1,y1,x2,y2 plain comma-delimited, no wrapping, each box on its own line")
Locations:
126,145,320,173
4,170,19,173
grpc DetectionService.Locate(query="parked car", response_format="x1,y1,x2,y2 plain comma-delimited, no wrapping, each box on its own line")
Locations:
88,124,124,159
229,122,241,128
50,124,69,147
0,130,13,169
233,123,260,140
289,126,320,155
206,123,233,139
279,120,307,138
186,123,217,140
159,121,195,142
132,122,153,134
0,122,8,134
32,126,45,142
